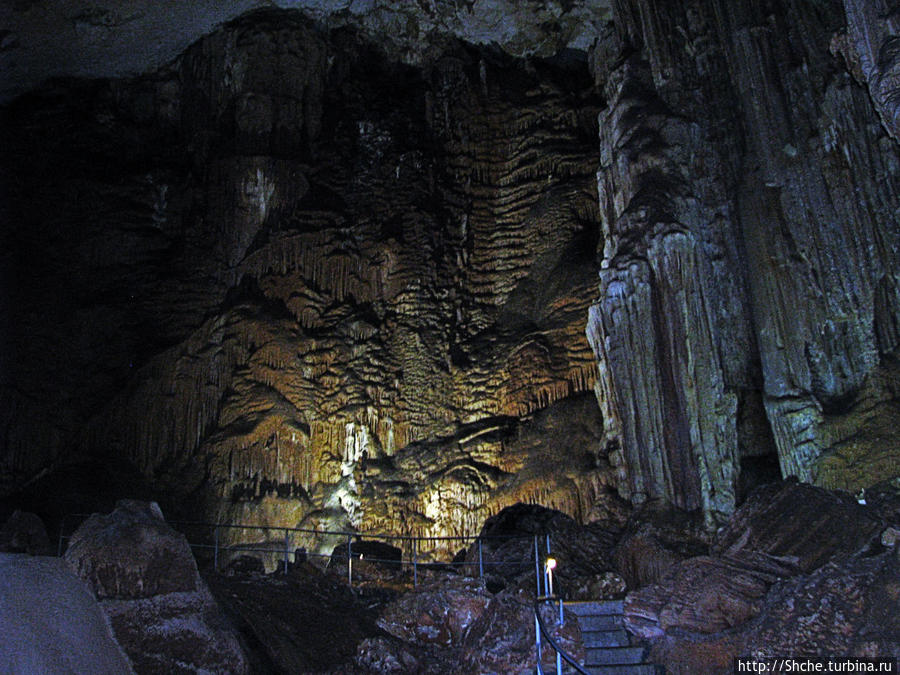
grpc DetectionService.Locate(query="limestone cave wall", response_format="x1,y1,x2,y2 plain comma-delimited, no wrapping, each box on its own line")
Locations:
587,0,900,526
0,10,615,554
2,0,899,543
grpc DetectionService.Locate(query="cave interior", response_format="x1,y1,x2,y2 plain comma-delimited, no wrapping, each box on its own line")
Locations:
1,0,900,672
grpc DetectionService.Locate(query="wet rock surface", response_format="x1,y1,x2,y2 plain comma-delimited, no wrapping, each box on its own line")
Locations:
64,500,249,674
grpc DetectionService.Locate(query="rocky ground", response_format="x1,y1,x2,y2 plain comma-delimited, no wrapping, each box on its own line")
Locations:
206,565,393,673
2,479,899,674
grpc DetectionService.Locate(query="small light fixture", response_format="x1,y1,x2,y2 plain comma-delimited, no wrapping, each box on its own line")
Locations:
545,557,557,596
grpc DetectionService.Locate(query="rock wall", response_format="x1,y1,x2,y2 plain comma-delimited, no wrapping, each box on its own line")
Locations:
587,0,900,525
2,0,899,537
0,10,614,553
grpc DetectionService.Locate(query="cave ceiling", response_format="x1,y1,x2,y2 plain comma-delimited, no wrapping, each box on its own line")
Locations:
0,0,612,103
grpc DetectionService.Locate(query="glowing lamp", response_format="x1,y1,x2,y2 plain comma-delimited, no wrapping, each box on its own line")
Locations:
544,557,557,596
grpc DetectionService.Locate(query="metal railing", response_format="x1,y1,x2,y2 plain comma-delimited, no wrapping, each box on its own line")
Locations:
534,597,590,675
58,514,551,590
531,533,588,675
58,513,585,673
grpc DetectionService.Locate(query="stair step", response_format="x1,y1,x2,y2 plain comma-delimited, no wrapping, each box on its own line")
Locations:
582,629,630,648
585,646,646,666
583,665,661,675
576,614,623,631
566,600,625,616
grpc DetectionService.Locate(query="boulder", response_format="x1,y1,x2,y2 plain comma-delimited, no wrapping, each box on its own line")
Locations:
715,479,884,572
0,554,133,674
64,500,249,674
64,500,198,598
369,572,584,673
743,551,900,659
568,571,627,601
468,504,620,597
624,553,797,638
0,511,53,556
462,590,584,674
623,482,898,674
646,551,900,675
354,637,421,674
377,576,492,647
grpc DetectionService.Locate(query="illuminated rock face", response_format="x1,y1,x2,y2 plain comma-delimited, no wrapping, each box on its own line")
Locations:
0,11,613,553
587,0,900,526
3,1,900,540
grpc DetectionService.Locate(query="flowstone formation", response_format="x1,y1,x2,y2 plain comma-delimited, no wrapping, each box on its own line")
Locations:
586,0,900,526
0,10,611,555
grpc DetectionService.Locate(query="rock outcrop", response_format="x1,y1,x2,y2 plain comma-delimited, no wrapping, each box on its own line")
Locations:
587,0,900,525
645,549,900,675
714,478,884,572
624,553,798,638
64,500,249,674
359,575,584,674
622,481,897,673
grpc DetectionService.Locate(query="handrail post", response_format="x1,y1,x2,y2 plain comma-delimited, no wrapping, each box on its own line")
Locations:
283,529,290,574
213,525,219,572
534,613,543,674
477,537,484,579
347,534,352,587
413,538,418,588
534,535,541,597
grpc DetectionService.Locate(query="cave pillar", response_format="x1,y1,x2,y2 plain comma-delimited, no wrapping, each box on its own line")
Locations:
587,40,743,526
588,233,738,527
